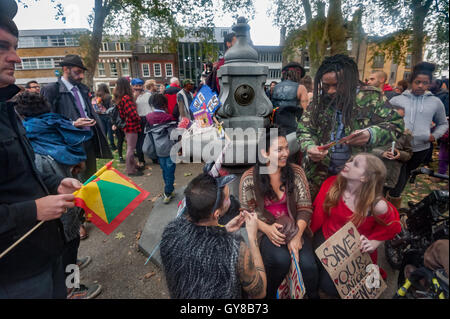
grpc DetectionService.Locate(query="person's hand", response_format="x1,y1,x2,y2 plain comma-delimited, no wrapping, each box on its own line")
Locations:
57,178,82,195
225,210,246,233
287,233,303,262
265,223,286,247
307,145,328,162
244,211,259,240
360,235,382,254
35,194,76,221
112,124,117,131
73,118,96,128
345,129,371,146
382,149,400,160
429,135,436,142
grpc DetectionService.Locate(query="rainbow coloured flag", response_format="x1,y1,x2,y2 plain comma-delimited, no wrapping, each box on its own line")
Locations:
73,161,150,235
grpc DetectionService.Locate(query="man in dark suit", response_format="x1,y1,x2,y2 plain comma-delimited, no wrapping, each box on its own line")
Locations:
41,55,112,182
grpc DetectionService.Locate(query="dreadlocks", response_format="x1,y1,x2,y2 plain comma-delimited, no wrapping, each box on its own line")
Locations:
312,54,360,127
281,62,306,83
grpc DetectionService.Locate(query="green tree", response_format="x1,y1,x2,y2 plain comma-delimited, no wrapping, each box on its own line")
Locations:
367,0,449,72
269,0,355,76
19,0,254,89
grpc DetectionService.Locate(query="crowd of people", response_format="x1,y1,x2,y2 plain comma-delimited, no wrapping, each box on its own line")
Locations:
1,0,449,300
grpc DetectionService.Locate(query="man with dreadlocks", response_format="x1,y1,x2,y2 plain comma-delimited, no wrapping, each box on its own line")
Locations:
297,54,404,199
271,62,309,134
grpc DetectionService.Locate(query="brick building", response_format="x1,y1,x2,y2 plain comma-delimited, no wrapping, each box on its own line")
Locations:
93,38,133,90
14,28,88,87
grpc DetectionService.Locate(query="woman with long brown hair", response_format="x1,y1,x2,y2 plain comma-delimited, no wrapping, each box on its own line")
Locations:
310,153,401,298
240,127,317,299
113,77,142,176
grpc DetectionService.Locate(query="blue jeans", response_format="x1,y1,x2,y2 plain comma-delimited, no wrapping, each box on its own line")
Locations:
158,156,176,196
0,256,66,299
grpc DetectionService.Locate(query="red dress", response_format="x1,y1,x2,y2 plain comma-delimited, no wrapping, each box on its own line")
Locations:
310,176,402,278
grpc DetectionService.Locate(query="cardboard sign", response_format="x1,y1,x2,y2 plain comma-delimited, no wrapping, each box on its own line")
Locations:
190,85,221,127
315,222,386,299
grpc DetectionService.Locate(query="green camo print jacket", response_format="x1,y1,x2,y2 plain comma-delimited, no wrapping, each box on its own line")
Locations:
296,86,405,199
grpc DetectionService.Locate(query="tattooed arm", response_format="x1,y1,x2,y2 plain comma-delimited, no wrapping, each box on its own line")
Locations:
237,212,267,299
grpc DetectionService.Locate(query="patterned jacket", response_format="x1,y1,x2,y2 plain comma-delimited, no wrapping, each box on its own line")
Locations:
239,164,313,227
297,86,405,199
118,95,141,133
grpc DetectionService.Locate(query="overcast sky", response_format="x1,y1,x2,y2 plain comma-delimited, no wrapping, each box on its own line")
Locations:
13,0,281,45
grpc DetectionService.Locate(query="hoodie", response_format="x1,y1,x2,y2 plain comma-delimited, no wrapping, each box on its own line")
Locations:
390,90,448,152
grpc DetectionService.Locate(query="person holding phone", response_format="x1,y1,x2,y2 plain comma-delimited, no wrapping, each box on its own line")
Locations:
41,54,112,182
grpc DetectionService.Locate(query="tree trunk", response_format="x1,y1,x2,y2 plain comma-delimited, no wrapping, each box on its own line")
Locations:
84,0,109,90
326,0,347,56
410,0,433,68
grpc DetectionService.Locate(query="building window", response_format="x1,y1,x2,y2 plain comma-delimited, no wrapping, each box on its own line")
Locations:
18,35,79,48
121,62,130,76
37,58,53,69
98,63,105,77
17,57,64,70
372,54,385,69
269,69,281,79
403,71,411,81
154,63,162,77
100,42,108,52
165,63,173,77
49,35,66,47
115,42,125,51
405,54,412,69
142,63,150,77
110,62,118,77
18,37,34,48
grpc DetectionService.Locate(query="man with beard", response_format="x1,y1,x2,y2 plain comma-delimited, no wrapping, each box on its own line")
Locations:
0,0,82,298
41,55,112,182
297,54,404,198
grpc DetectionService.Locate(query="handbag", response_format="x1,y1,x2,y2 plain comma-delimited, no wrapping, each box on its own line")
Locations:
277,251,306,299
275,215,299,243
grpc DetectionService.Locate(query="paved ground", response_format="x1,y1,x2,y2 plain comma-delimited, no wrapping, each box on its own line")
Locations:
78,161,204,299
78,159,399,299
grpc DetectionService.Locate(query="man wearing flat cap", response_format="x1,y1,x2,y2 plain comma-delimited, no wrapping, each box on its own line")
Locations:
0,0,83,298
41,54,113,182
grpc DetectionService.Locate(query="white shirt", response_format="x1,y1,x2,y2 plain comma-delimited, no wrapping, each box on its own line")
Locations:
61,76,89,117
135,92,153,116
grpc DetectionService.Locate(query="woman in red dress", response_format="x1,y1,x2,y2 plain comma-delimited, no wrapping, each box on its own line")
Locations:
310,153,402,298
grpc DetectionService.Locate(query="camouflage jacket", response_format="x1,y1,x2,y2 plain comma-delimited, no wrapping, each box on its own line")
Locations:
297,86,405,199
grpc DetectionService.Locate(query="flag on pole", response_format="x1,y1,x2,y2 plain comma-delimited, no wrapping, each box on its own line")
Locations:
73,161,150,235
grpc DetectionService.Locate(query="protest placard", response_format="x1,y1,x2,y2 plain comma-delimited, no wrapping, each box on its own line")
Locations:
315,222,386,299
190,85,221,127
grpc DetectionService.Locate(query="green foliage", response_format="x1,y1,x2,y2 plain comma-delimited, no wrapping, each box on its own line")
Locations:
367,30,412,66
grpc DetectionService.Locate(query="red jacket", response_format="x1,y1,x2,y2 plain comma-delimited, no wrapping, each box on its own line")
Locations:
164,84,181,116
383,83,393,92
311,176,401,277
118,95,141,133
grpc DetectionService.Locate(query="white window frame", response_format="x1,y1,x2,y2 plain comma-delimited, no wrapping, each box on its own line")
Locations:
98,62,106,77
100,42,108,52
115,42,125,51
165,63,173,77
142,63,150,77
121,61,130,76
110,62,118,77
153,63,162,77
